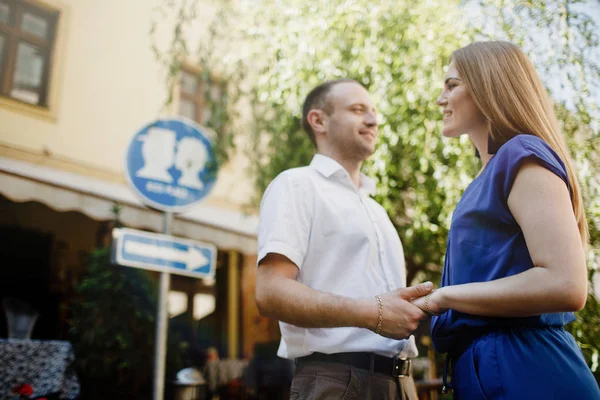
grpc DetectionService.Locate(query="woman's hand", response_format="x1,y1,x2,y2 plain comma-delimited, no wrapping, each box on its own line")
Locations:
411,288,448,316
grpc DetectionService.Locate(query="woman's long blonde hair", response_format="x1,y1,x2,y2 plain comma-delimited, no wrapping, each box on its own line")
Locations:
452,41,589,247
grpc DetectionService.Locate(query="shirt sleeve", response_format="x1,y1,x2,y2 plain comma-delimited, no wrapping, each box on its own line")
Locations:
493,134,570,200
257,172,312,269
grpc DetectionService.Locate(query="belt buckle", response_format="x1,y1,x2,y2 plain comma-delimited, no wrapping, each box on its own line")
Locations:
393,357,411,378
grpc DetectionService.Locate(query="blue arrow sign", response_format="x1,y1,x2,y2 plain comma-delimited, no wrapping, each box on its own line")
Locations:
112,228,216,279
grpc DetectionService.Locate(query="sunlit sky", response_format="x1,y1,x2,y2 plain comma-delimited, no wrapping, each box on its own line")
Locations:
464,1,600,123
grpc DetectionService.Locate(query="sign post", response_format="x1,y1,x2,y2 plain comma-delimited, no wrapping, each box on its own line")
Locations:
156,213,171,400
120,118,217,400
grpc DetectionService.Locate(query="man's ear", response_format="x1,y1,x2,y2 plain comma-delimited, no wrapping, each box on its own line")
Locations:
307,109,327,137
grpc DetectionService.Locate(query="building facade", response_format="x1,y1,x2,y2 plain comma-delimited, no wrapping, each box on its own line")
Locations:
0,0,276,371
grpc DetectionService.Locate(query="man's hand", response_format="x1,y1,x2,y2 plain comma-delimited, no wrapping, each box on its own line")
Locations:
410,288,447,316
375,282,434,339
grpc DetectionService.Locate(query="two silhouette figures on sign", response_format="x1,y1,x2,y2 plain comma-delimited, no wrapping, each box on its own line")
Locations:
136,127,208,190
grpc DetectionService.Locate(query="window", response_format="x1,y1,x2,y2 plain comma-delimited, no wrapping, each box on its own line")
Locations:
0,0,58,107
178,67,222,126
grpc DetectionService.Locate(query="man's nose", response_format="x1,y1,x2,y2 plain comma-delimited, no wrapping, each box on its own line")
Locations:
364,111,377,127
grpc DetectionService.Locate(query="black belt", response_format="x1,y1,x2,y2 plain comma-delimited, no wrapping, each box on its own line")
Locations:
296,352,412,378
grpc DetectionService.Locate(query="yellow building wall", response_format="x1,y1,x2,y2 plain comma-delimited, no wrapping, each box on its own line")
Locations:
0,0,255,214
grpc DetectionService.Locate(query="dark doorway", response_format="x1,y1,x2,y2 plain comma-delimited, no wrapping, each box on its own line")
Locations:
0,225,55,339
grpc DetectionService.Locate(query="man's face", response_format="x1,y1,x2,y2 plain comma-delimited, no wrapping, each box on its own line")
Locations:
322,82,378,161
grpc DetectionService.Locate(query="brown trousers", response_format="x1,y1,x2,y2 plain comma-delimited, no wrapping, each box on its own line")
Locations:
290,360,418,400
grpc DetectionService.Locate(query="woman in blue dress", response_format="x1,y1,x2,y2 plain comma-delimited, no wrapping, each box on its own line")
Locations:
411,41,600,399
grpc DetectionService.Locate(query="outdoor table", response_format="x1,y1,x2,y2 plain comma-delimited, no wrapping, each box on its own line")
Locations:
0,339,80,399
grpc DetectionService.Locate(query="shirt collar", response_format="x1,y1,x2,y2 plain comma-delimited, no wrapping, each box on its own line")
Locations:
310,154,376,196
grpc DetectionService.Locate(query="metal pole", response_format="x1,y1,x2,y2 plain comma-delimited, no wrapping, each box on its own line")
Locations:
153,212,173,400
227,250,239,359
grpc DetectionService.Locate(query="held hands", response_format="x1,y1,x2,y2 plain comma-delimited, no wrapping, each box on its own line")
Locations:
372,282,434,340
410,288,447,316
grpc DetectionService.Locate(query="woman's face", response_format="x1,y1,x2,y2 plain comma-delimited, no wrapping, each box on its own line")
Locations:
436,61,487,138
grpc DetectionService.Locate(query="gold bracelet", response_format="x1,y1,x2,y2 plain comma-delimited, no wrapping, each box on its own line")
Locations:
374,295,383,335
424,289,436,316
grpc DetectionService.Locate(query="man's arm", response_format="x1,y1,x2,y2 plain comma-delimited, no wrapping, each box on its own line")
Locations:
256,253,433,340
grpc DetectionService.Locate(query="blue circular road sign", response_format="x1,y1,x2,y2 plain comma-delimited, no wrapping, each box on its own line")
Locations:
125,118,217,212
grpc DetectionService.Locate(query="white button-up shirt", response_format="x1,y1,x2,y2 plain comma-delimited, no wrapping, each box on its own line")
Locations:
257,154,417,359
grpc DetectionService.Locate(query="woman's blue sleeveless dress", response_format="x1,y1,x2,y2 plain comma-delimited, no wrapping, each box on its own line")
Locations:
431,134,600,399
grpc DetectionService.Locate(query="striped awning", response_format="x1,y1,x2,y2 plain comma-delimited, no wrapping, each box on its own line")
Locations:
0,157,258,255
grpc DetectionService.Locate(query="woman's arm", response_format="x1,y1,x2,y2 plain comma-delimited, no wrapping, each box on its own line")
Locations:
414,160,588,317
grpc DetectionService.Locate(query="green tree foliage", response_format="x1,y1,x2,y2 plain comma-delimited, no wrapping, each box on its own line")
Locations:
191,0,478,285
68,207,191,397
157,0,600,377
68,247,157,399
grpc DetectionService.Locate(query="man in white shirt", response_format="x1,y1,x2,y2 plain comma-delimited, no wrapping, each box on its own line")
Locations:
256,79,433,400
